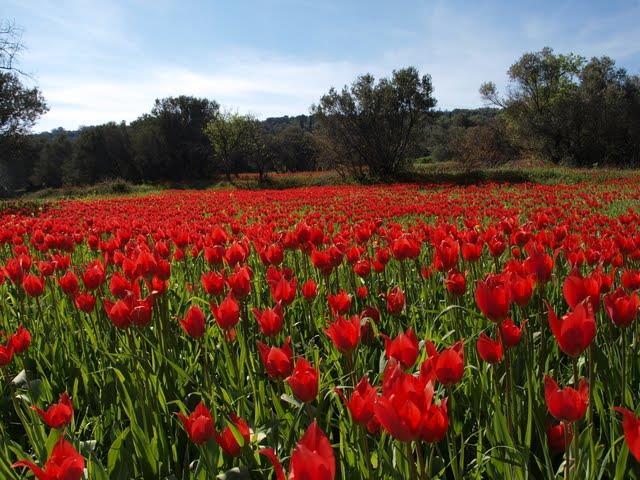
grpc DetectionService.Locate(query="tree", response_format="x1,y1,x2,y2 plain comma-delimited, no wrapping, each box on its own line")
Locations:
313,67,436,180
61,123,133,185
151,96,219,180
31,133,72,188
270,125,318,172
0,19,47,195
204,112,259,179
481,48,640,167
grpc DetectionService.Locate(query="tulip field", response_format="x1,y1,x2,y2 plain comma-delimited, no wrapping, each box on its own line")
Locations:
2,178,640,480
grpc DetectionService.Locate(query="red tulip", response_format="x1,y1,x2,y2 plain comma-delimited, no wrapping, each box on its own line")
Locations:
509,273,534,307
58,270,79,295
74,292,96,313
547,299,596,357
22,274,45,297
327,291,352,315
523,246,554,284
621,269,640,291
544,375,588,423
32,392,74,429
421,397,449,443
180,305,206,339
499,318,525,348
252,303,285,337
421,340,465,386
215,413,250,456
547,422,573,453
257,337,293,380
604,288,639,328
381,328,419,369
227,266,252,298
475,274,511,322
103,298,132,329
325,315,361,354
563,269,600,310
201,271,226,296
109,272,131,298
336,376,377,431
8,325,31,354
211,295,240,331
301,279,318,301
614,407,640,462
260,421,335,480
286,358,319,403
374,360,448,443
0,343,14,367
385,286,405,315
82,261,105,290
476,333,503,364
177,401,215,445
271,277,296,305
13,438,84,480
445,270,466,296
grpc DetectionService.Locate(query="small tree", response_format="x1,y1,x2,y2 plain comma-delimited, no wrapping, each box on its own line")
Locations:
313,67,436,180
204,112,263,179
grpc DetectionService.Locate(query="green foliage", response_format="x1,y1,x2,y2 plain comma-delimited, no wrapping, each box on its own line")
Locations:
481,48,640,167
313,67,437,180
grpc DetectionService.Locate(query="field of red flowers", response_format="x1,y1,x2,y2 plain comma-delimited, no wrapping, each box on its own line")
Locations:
1,179,640,479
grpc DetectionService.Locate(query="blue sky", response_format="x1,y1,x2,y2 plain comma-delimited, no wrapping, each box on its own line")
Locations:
5,0,640,131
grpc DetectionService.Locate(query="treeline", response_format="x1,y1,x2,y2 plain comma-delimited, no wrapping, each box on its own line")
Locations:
2,102,322,193
2,21,640,195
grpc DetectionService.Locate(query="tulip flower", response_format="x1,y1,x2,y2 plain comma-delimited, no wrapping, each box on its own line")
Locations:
176,401,215,445
445,270,467,296
325,315,361,354
335,376,377,431
381,328,419,369
252,303,285,337
499,318,525,348
385,286,405,315
301,279,318,301
547,299,596,357
22,274,45,297
13,438,84,480
58,270,79,295
286,358,319,403
563,269,600,310
544,375,589,423
613,407,640,462
32,392,74,429
604,288,639,328
475,274,511,322
74,292,96,313
476,333,503,364
547,423,573,453
257,338,294,380
211,295,240,330
180,305,207,339
327,291,352,315
227,266,252,298
215,414,250,456
201,271,226,296
0,343,14,367
422,340,465,386
8,325,31,354
260,421,335,480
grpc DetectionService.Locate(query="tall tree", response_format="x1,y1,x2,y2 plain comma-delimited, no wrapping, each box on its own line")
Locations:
204,112,259,179
481,48,640,166
313,67,436,179
151,96,219,179
0,19,47,195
